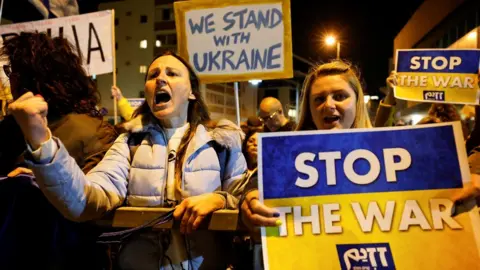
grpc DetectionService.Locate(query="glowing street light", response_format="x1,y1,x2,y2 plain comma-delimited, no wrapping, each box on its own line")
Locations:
325,35,340,59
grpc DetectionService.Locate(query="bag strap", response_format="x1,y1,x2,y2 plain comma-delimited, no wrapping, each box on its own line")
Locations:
127,132,149,161
208,140,230,182
97,209,175,244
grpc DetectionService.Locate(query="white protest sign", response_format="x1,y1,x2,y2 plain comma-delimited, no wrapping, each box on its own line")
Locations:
126,98,144,109
0,10,113,76
174,0,293,83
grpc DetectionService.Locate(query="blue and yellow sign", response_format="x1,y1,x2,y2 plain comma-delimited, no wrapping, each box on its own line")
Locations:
258,123,480,269
394,49,480,104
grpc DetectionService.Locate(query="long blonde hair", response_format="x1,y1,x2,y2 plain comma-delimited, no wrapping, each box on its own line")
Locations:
296,60,372,130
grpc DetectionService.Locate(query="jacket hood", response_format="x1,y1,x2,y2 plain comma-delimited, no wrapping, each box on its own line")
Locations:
122,115,245,151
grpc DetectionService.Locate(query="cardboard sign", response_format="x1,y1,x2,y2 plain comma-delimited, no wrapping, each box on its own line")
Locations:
174,0,293,83
126,98,144,109
0,10,114,76
394,49,480,104
259,123,480,269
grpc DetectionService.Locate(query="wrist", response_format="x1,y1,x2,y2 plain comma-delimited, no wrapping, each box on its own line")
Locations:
213,193,226,209
28,127,51,150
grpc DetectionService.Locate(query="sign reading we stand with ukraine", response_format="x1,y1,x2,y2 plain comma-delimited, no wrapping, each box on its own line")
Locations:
394,49,480,104
258,123,480,269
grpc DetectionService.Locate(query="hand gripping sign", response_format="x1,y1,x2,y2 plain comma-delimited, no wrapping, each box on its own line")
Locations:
258,123,480,270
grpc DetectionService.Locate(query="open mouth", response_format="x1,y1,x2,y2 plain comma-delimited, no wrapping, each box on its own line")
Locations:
155,91,171,105
324,115,340,124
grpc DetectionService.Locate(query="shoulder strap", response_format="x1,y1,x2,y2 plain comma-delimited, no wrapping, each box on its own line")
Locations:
127,132,149,161
208,140,230,182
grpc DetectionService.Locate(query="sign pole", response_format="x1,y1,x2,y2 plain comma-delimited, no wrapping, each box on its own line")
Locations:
111,9,118,124
234,82,241,126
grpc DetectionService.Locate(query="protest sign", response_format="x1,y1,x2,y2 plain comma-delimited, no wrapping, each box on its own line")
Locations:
0,10,114,76
174,0,293,83
259,122,480,269
394,49,480,104
126,98,144,109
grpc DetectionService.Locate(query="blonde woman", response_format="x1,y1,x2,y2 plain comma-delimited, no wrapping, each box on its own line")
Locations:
240,60,372,229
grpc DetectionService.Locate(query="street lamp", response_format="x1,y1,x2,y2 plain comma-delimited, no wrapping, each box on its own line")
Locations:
325,35,340,59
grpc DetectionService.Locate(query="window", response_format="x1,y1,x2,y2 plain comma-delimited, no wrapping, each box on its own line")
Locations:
140,65,147,74
156,34,177,46
126,11,132,16
140,15,147,24
140,39,147,49
126,36,132,41
125,61,131,66
115,42,118,50
156,40,161,47
162,8,172,21
115,18,119,26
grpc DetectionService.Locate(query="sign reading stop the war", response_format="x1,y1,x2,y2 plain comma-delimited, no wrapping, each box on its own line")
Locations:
0,10,114,76
395,49,480,104
258,123,480,269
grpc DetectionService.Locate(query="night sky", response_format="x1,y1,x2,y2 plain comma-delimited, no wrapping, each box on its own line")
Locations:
290,0,424,95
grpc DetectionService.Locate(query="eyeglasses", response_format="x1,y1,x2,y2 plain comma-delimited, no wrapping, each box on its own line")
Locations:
3,65,11,78
258,110,279,123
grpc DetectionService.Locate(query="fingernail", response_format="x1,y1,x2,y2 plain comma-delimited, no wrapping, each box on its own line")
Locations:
35,94,43,98
275,220,282,226
273,212,280,217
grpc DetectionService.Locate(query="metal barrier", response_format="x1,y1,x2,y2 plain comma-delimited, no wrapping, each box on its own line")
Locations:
99,207,241,231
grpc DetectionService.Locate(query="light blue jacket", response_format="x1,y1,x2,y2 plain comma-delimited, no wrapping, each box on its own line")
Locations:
28,116,248,269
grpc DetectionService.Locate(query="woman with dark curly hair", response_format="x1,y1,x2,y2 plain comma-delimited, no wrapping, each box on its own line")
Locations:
0,32,117,173
0,32,118,269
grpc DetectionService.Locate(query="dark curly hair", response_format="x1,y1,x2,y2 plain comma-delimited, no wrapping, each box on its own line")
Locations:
1,32,101,120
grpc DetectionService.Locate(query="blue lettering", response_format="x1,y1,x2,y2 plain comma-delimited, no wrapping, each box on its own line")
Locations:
233,8,248,29
222,50,235,70
240,32,251,44
189,17,204,34
267,43,282,69
236,49,251,70
193,53,207,72
205,13,215,34
253,48,267,69
257,10,270,30
244,10,257,30
223,11,235,31
208,51,221,71
231,32,241,44
213,35,228,46
270,8,283,29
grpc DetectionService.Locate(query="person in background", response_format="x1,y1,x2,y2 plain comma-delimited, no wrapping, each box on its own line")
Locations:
111,85,135,121
258,97,296,132
0,32,118,269
11,50,248,269
374,71,397,127
240,59,372,231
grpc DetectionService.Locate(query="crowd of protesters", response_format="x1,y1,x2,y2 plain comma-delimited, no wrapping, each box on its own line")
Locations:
1,31,480,270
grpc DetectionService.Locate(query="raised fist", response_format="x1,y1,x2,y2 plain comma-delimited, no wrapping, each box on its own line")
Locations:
8,92,49,150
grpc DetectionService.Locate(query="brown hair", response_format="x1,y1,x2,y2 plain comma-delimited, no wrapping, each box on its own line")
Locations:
1,32,101,121
134,51,212,200
296,60,372,130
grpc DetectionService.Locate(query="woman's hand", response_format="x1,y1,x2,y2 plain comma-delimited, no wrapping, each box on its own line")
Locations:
7,167,33,178
451,173,480,216
8,92,49,150
240,189,280,231
173,193,226,234
111,86,123,100
384,71,398,106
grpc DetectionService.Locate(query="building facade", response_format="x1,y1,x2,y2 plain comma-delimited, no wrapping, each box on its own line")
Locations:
97,0,257,123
